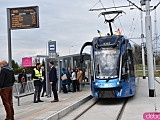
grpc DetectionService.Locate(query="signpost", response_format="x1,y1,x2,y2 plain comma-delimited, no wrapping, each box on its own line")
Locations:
48,40,57,58
7,6,39,67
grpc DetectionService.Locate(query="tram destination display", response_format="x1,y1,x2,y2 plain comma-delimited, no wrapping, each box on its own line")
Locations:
7,6,39,29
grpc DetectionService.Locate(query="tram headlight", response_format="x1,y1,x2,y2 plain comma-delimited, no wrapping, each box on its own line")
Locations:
95,82,101,86
95,82,102,86
95,82,98,86
116,82,120,85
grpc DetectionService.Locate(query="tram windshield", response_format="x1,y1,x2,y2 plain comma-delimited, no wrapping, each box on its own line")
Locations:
94,48,120,79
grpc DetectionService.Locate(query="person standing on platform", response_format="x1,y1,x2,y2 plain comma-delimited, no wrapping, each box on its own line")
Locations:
0,60,15,120
71,69,77,92
32,63,43,103
61,68,68,93
41,66,46,97
75,66,79,91
49,61,59,102
18,69,27,93
66,67,72,92
77,67,83,91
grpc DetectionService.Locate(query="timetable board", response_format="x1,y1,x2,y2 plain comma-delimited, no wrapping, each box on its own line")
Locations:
7,6,39,29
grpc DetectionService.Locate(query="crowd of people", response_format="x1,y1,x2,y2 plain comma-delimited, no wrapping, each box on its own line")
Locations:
0,59,86,120
61,66,84,93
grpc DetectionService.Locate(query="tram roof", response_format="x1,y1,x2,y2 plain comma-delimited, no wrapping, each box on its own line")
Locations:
58,53,90,60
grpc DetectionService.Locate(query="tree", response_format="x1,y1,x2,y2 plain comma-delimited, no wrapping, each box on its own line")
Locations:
41,59,45,67
132,44,147,65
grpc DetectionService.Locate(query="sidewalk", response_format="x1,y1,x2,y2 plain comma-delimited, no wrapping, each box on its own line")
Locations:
0,84,91,120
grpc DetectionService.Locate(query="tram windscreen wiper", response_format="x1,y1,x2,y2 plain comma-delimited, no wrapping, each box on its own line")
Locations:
97,64,100,75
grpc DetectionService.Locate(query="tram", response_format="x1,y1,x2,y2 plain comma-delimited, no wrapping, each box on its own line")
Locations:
80,11,137,98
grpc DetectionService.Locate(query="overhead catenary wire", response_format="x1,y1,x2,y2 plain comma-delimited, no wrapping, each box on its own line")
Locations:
129,13,140,39
99,0,118,30
111,0,125,36
89,0,101,11
90,0,133,37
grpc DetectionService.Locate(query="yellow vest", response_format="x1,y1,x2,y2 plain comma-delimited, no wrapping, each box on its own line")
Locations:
33,68,42,81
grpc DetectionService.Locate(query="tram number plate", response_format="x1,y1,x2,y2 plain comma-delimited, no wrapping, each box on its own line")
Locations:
105,83,113,87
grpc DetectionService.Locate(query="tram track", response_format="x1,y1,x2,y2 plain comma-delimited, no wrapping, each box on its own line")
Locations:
115,98,128,120
61,97,129,120
155,78,160,84
72,99,100,120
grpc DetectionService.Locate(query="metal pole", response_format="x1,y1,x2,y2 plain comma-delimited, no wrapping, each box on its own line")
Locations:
45,58,51,97
153,53,156,71
154,9,157,71
145,0,155,97
7,8,12,67
140,8,146,79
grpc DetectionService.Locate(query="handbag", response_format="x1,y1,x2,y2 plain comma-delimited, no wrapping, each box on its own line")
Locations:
61,74,67,81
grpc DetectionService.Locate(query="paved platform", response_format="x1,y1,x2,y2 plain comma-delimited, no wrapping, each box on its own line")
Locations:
122,77,160,120
60,78,160,120
0,84,91,120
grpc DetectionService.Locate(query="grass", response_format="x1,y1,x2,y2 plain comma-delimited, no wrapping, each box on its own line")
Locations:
135,64,160,77
136,70,160,77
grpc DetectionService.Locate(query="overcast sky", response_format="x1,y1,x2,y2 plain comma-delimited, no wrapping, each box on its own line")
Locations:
0,0,159,64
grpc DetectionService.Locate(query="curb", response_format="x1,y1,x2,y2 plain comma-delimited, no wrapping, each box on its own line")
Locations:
44,95,92,120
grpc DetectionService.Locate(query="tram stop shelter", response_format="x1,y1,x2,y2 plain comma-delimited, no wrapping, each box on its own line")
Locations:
36,53,91,96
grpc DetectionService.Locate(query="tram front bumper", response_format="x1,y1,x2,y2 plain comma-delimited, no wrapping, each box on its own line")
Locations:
94,87,122,98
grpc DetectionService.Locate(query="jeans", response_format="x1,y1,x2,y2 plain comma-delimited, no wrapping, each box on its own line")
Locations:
62,84,68,93
0,86,14,120
41,80,46,96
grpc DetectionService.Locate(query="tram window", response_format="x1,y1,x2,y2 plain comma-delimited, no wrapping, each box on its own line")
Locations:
121,52,128,80
128,50,135,77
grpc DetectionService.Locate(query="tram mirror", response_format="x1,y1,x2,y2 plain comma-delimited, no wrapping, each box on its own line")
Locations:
121,73,128,80
97,64,100,74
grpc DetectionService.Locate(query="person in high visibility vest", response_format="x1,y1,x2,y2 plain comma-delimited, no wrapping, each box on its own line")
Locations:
32,63,43,103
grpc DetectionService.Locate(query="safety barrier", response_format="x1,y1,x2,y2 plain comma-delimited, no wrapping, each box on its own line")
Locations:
13,81,35,106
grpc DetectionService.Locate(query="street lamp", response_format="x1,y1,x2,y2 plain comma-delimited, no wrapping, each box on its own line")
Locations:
69,46,74,55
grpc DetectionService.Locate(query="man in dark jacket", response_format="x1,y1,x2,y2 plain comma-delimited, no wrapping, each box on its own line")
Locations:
0,60,15,120
49,61,59,102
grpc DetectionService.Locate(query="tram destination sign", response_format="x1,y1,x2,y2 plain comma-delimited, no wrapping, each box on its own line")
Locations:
7,6,39,29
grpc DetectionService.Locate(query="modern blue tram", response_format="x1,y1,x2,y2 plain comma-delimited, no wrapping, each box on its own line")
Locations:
80,35,137,98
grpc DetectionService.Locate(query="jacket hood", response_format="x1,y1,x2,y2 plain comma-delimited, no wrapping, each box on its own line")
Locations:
2,66,13,71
